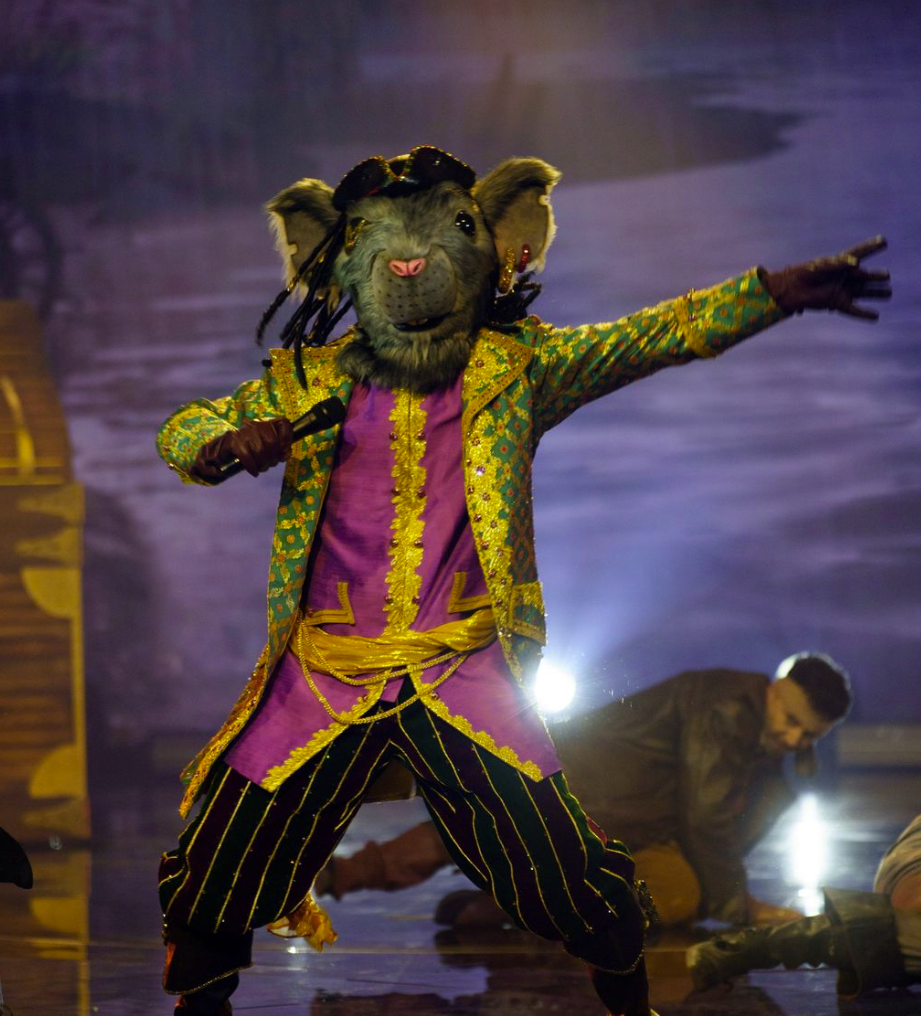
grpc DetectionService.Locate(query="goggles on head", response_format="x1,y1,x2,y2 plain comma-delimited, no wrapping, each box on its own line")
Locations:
332,145,476,212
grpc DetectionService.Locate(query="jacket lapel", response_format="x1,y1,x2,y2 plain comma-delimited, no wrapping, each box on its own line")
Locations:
461,328,534,435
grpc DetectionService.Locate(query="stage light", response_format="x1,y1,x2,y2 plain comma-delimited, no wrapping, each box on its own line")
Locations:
534,658,576,714
787,792,828,916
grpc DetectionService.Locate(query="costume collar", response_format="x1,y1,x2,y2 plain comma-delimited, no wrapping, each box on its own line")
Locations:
271,325,533,429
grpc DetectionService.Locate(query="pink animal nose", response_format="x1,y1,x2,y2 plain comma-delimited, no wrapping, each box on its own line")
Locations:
389,258,426,277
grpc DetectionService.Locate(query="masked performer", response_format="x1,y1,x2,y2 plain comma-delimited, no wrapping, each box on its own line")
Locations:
155,146,890,1015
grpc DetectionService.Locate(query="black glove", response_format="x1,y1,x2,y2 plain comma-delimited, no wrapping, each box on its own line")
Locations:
190,417,293,482
759,236,891,319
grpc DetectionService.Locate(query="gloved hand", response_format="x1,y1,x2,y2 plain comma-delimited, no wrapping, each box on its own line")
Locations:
759,236,891,319
190,417,293,483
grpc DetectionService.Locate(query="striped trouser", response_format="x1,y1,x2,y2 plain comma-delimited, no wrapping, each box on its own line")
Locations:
159,694,645,989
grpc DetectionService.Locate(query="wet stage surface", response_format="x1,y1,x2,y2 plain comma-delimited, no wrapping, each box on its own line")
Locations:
1,772,919,1015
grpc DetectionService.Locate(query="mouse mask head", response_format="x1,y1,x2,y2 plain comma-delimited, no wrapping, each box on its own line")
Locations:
262,145,560,393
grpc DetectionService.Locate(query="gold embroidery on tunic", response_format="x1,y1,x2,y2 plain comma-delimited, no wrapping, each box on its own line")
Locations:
420,689,544,782
385,390,427,633
301,581,355,626
261,687,383,792
447,571,492,613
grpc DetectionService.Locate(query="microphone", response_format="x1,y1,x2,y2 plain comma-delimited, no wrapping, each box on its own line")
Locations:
214,396,347,483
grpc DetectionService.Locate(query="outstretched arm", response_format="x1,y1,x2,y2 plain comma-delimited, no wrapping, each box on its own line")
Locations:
529,238,891,437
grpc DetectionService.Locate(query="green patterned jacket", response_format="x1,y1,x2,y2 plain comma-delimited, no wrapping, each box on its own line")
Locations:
157,268,784,814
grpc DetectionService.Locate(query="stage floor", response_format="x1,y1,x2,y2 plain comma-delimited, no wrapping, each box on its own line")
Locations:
1,771,919,1016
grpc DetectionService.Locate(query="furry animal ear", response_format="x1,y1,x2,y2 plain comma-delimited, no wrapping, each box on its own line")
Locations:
473,158,561,273
265,179,340,287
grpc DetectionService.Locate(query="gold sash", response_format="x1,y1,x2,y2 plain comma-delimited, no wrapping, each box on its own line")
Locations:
293,607,497,679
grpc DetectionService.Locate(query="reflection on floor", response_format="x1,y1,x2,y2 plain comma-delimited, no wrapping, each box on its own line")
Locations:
0,772,918,1015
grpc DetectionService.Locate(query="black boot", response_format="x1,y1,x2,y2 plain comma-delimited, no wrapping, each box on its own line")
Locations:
688,889,909,997
687,914,849,992
577,880,657,1015
163,919,252,1012
591,957,660,1016
174,974,238,1014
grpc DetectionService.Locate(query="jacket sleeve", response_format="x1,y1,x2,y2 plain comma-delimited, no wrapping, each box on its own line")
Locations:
677,700,759,924
155,371,285,484
529,267,786,438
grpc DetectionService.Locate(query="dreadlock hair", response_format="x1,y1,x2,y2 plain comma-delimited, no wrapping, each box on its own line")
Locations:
255,216,353,388
486,272,543,332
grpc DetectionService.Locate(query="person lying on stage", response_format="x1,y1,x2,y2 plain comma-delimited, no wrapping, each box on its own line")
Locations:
316,655,851,931
687,812,921,997
154,143,890,1016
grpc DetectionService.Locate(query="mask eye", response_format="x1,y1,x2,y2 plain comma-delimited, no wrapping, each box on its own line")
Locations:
344,218,365,254
454,209,476,237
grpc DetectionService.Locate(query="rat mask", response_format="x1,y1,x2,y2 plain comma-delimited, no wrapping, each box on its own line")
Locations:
263,145,560,394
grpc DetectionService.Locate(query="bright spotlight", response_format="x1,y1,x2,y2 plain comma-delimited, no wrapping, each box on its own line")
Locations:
533,658,576,714
787,792,828,915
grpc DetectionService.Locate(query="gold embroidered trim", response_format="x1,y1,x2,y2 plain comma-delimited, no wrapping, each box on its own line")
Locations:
385,390,427,632
162,963,253,996
511,619,546,642
270,342,350,419
461,329,534,436
672,291,715,359
301,581,355,625
512,580,544,612
510,580,546,643
261,686,383,792
420,689,544,782
448,571,492,613
462,414,519,677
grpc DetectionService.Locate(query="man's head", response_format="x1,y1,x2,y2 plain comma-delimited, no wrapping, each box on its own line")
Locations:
763,653,851,758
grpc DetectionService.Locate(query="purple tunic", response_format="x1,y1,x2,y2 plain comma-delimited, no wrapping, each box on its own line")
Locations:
226,378,560,785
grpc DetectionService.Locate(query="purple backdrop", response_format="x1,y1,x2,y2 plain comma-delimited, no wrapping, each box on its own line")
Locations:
5,0,919,758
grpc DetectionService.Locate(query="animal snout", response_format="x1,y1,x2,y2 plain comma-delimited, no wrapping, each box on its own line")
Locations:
389,257,427,278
